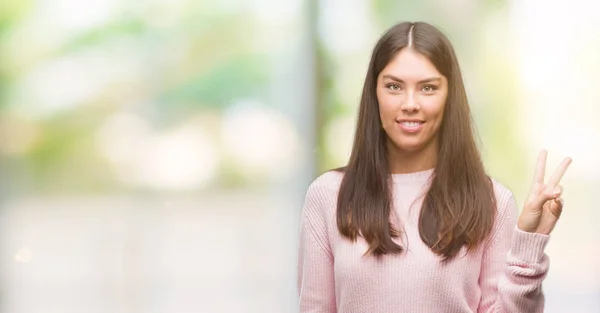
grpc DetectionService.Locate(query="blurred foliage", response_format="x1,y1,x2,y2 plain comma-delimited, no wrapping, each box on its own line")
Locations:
58,19,147,53
23,107,116,193
0,0,33,33
160,54,269,110
0,0,33,110
0,0,536,194
474,47,529,196
314,40,339,174
0,1,274,193
371,0,423,28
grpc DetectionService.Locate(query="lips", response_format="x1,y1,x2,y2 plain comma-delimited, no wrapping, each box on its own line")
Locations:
396,119,425,133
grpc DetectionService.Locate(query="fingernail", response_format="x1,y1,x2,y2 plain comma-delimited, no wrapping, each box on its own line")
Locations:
553,186,563,195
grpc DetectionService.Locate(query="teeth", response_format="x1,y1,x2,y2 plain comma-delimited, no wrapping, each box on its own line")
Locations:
400,121,422,127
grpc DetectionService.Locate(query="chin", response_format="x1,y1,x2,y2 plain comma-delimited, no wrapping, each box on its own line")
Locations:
391,141,425,153
397,144,425,153
389,135,435,153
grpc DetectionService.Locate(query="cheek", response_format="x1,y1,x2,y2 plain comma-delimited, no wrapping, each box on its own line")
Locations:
377,93,397,121
421,96,446,121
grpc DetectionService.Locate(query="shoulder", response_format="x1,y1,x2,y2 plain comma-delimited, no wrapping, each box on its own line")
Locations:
306,169,344,195
301,170,344,218
490,178,516,204
489,177,519,220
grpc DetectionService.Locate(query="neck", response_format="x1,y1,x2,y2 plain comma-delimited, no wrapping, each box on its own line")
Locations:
387,139,438,174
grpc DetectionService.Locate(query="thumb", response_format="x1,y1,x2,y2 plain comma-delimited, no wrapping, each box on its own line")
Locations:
550,197,564,219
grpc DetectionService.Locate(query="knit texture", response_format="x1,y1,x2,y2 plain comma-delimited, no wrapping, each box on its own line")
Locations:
297,169,550,313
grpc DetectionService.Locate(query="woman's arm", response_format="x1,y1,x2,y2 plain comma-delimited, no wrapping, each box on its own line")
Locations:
477,190,550,313
297,180,337,313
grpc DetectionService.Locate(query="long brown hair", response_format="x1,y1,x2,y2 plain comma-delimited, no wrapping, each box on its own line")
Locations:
336,21,496,262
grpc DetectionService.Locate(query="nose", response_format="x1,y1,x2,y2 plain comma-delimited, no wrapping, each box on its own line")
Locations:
401,93,419,112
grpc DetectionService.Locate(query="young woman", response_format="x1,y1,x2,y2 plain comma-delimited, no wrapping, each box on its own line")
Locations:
297,21,571,313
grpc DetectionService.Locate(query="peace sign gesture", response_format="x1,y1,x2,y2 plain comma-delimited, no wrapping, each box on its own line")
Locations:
517,150,572,235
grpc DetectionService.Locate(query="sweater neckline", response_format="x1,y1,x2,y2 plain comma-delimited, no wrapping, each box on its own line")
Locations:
391,168,434,184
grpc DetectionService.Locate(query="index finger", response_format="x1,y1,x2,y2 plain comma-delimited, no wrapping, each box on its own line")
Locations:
546,157,572,189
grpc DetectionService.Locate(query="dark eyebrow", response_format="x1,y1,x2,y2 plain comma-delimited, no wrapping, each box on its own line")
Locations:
382,74,442,84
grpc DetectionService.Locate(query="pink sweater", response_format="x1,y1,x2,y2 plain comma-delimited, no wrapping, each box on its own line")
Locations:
297,169,550,313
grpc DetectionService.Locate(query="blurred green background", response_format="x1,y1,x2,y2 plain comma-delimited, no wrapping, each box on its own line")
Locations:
0,0,598,312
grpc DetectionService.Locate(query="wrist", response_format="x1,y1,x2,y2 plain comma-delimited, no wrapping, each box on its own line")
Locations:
517,220,552,235
517,220,536,233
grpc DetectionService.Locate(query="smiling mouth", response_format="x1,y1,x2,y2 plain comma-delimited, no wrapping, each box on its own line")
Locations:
396,119,425,126
395,119,425,133
398,121,424,127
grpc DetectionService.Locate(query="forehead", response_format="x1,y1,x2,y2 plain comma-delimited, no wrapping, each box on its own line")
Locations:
380,48,442,80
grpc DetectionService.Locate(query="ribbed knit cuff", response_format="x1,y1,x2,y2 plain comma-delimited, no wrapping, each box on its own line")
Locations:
510,226,550,263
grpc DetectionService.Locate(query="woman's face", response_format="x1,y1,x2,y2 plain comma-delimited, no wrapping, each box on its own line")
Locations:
376,48,448,155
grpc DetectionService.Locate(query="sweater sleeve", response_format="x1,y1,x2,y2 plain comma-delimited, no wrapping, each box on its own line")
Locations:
297,180,337,313
477,190,551,313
